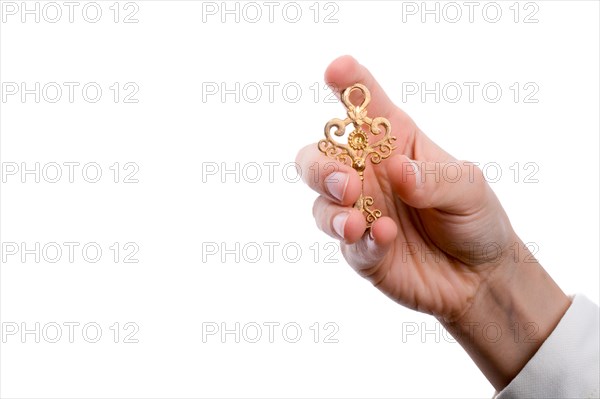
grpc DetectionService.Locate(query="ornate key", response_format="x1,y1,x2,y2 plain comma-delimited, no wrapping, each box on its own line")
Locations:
318,83,396,228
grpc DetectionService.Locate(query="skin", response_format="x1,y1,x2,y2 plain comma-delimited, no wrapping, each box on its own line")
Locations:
296,55,571,392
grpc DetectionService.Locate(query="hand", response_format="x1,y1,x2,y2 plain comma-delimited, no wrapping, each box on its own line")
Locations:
297,55,513,321
297,55,570,391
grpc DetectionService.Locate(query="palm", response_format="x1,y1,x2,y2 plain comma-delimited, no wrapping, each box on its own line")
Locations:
348,138,500,320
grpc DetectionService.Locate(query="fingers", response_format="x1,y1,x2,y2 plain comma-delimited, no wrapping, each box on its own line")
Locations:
312,194,397,272
312,196,367,244
296,143,362,206
341,216,397,275
387,154,488,214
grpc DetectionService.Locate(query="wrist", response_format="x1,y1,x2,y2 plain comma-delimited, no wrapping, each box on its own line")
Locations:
439,235,571,391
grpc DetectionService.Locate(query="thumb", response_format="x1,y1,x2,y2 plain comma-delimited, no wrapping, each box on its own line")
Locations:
387,154,488,214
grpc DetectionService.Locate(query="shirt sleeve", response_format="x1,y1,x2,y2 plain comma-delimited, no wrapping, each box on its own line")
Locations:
494,294,600,399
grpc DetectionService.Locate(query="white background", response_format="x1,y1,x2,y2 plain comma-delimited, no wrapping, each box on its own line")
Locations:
0,1,598,398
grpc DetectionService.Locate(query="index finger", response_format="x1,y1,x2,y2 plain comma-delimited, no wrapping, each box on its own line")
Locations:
295,143,362,207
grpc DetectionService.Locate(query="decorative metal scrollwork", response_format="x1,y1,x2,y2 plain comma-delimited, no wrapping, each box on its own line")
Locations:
318,83,396,228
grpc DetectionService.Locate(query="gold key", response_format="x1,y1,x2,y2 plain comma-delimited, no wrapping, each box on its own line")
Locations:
318,83,396,228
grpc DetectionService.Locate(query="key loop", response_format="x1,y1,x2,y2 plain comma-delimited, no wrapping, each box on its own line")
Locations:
341,83,371,117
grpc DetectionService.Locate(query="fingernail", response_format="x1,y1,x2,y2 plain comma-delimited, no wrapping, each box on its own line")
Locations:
326,171,349,202
332,212,349,239
406,158,422,189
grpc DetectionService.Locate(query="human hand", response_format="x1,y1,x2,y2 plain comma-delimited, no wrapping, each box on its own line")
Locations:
297,55,570,391
297,55,515,323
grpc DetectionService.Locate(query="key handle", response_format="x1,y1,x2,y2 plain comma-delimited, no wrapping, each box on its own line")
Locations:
319,84,396,174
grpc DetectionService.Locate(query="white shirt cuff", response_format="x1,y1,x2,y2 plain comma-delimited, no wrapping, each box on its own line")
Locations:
494,294,599,399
